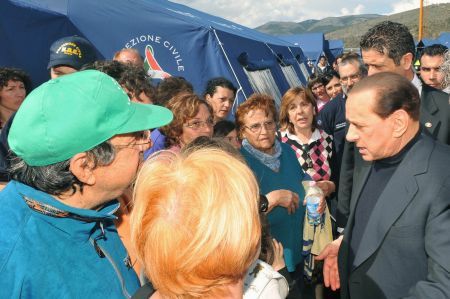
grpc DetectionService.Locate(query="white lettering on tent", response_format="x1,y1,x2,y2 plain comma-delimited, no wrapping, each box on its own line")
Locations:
126,35,163,48
124,34,185,72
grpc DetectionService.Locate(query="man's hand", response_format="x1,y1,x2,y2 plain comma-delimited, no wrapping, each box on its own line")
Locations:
316,235,343,291
266,189,299,214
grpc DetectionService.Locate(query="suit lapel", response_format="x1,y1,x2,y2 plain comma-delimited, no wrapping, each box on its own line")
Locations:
351,134,432,269
420,86,441,139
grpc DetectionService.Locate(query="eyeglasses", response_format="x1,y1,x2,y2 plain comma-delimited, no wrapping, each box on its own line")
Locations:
340,73,360,83
311,84,324,91
185,118,214,130
245,120,276,133
114,130,152,152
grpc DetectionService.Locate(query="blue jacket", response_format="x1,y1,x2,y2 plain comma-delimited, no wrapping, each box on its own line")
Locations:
0,180,140,298
241,142,307,272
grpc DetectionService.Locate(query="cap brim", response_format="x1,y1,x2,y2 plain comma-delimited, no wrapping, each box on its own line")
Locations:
47,59,81,70
116,103,173,135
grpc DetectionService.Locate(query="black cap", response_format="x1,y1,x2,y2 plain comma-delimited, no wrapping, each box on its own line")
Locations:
47,36,97,70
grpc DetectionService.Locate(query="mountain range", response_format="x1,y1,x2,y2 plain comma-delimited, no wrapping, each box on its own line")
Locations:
255,3,450,48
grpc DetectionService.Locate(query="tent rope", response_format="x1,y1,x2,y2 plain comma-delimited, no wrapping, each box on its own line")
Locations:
211,27,248,111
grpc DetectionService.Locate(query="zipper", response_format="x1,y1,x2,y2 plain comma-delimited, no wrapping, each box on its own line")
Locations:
89,237,132,299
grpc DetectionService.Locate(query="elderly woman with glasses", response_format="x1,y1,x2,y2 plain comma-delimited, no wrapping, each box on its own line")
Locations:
160,92,213,152
236,94,316,285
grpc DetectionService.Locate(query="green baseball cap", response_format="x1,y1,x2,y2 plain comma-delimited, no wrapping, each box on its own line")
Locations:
9,70,173,166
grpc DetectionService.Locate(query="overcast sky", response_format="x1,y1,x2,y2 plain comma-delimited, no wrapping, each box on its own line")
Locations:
171,0,449,28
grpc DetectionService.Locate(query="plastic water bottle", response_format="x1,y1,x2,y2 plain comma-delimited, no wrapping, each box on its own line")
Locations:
302,181,323,225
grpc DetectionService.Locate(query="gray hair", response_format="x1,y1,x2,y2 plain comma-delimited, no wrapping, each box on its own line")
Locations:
441,50,450,90
9,141,116,196
338,52,368,78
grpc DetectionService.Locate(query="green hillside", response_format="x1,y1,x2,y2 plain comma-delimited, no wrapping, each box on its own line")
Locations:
255,4,450,48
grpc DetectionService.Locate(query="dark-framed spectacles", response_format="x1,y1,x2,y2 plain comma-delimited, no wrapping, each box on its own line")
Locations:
245,120,276,133
311,84,324,91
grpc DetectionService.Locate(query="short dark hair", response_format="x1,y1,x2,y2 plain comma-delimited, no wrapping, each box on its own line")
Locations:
203,77,237,98
0,68,32,94
81,60,126,80
322,70,340,86
9,141,116,196
213,120,236,138
81,60,156,103
155,77,193,106
307,76,325,90
335,53,344,61
350,72,420,121
118,64,156,102
420,44,448,59
360,21,415,65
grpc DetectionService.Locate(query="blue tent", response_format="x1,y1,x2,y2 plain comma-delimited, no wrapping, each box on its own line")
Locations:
0,0,308,111
280,33,344,66
280,33,325,65
419,32,450,47
324,39,344,63
438,33,450,47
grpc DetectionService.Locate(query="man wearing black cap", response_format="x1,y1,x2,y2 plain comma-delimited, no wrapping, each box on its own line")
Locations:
48,35,97,79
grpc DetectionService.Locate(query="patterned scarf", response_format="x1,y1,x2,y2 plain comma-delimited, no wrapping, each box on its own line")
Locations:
242,138,282,171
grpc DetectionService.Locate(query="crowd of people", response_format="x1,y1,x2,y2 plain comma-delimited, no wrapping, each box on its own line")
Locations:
0,20,449,299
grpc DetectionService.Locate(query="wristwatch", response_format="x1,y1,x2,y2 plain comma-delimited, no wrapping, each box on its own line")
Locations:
259,194,269,213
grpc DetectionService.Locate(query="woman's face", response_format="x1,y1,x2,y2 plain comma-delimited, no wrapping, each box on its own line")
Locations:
325,76,342,99
241,109,276,154
287,96,315,132
0,80,26,112
311,82,329,101
224,129,241,149
180,103,213,147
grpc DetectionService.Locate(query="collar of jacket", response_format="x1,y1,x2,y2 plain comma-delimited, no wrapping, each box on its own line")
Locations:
11,180,119,241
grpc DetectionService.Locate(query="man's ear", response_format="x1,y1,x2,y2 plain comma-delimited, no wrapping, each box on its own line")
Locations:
400,53,414,71
391,109,409,138
69,153,96,185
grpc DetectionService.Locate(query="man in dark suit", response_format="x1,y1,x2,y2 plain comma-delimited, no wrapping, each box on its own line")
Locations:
317,72,450,299
336,21,450,230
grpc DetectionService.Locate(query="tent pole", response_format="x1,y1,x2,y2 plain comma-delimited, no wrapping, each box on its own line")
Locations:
211,28,248,105
419,0,424,41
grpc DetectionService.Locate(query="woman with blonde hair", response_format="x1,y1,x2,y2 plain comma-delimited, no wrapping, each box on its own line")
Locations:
130,148,261,298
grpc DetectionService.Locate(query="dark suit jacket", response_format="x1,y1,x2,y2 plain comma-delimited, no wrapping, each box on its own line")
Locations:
338,133,450,299
336,86,450,228
420,84,450,144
